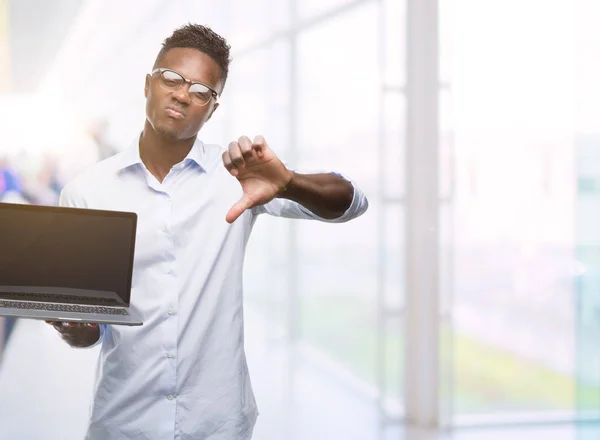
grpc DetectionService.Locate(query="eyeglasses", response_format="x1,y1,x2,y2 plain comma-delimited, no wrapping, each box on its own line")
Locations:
151,68,219,106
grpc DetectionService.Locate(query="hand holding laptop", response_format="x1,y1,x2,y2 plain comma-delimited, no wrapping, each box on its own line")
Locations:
45,321,101,348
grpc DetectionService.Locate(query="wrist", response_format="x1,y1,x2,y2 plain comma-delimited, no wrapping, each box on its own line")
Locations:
277,170,295,198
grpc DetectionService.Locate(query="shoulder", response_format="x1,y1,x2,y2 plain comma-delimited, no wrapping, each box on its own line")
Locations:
198,142,232,180
201,143,227,167
60,153,125,205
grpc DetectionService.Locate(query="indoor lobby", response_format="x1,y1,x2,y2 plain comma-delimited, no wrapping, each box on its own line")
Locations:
1,0,599,439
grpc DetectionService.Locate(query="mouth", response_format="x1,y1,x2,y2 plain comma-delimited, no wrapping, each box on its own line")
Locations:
165,106,186,120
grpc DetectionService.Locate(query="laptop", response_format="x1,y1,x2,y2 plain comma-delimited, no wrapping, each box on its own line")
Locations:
0,202,143,326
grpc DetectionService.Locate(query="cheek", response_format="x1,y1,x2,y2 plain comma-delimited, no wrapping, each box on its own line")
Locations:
146,90,166,120
189,110,210,127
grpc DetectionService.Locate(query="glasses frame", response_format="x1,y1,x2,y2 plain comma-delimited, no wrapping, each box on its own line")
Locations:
151,68,219,106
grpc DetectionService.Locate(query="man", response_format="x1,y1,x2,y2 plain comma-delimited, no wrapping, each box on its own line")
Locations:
47,24,368,440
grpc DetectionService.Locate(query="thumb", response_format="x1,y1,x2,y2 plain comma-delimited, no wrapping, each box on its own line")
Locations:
226,193,254,223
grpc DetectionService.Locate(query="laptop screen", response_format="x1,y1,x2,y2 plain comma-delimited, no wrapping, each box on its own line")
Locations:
0,204,136,306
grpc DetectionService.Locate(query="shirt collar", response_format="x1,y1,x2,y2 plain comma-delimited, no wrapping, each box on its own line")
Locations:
117,134,207,172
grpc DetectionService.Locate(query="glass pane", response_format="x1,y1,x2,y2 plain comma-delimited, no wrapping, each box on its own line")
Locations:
296,0,388,400
383,0,406,88
221,42,291,147
439,89,454,201
382,204,405,405
574,0,600,424
574,0,600,135
574,137,600,418
383,204,404,311
382,92,405,201
448,0,583,419
223,43,292,320
439,0,453,85
383,314,404,409
225,0,289,51
297,0,357,22
222,48,270,137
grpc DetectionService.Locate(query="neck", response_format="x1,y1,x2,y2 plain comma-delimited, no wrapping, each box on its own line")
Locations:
139,120,196,182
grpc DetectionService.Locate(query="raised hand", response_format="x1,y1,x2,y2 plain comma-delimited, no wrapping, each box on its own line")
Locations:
222,135,293,223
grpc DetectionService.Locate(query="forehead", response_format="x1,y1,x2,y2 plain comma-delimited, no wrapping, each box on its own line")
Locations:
158,47,222,88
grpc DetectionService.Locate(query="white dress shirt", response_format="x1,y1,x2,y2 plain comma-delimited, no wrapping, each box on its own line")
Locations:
59,136,368,440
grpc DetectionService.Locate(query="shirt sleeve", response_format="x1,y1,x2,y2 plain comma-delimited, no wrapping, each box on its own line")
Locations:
252,171,369,223
58,182,88,209
58,182,106,349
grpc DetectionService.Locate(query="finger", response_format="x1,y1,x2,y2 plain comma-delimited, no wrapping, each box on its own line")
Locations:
222,150,237,176
47,321,70,332
228,141,245,169
46,320,63,330
226,193,254,223
51,322,97,333
253,135,267,158
237,136,254,161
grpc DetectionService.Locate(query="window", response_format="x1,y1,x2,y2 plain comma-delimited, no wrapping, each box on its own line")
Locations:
444,0,600,421
296,0,383,396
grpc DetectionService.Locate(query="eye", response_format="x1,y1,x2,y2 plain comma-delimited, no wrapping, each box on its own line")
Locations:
189,84,213,104
160,70,184,87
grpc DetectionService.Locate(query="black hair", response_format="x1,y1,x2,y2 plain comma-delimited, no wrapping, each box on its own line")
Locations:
155,23,232,87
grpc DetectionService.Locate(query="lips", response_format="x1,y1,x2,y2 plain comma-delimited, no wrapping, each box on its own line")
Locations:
165,106,186,120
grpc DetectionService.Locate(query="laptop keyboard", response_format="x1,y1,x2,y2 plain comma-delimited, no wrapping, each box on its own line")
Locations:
0,300,129,315
0,292,119,305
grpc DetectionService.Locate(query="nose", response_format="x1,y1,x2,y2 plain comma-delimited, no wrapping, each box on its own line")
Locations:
171,83,191,105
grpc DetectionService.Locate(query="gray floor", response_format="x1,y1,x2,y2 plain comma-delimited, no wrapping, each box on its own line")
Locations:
0,315,598,440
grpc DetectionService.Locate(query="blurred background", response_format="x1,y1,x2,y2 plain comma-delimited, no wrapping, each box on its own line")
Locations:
0,0,599,439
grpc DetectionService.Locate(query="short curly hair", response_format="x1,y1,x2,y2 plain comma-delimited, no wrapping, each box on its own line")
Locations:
154,23,232,87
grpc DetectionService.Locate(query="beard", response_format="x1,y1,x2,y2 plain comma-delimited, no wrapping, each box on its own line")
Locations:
155,124,179,139
152,119,181,140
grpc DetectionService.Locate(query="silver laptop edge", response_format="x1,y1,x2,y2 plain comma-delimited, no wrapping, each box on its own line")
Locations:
0,203,142,326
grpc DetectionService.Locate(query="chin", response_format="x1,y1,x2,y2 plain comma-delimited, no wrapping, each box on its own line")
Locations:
154,124,180,140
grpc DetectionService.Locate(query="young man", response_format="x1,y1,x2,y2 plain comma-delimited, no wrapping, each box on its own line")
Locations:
47,24,368,439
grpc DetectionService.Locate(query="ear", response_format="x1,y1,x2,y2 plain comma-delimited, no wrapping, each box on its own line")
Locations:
144,74,151,98
206,102,219,123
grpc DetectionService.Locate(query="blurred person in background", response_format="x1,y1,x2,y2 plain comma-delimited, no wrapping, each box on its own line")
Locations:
0,156,25,357
46,23,368,440
88,118,118,161
0,156,26,203
20,153,62,206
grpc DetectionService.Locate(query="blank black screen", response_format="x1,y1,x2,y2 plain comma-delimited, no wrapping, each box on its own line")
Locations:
0,205,136,304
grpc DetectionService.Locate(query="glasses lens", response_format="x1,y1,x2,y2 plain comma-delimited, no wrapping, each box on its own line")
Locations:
189,83,213,106
155,69,215,106
159,70,184,89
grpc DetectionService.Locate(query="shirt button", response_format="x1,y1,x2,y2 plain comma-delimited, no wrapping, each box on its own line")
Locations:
168,308,174,315
167,394,174,401
166,352,174,359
